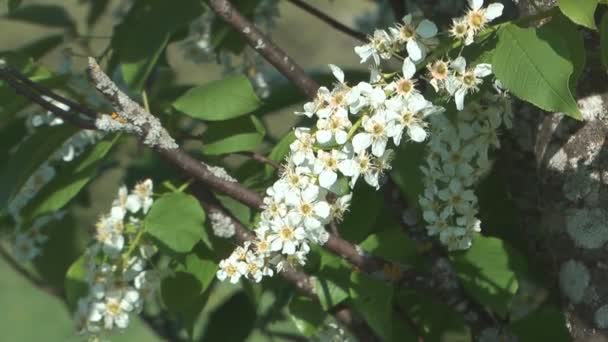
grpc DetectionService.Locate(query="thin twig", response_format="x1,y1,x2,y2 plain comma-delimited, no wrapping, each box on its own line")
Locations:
206,0,320,98
236,151,282,170
287,0,367,42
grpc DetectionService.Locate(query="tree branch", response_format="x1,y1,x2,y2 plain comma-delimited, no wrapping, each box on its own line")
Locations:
287,0,368,42
206,0,320,98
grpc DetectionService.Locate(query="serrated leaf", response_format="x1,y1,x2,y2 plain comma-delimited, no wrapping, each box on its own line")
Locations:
145,192,205,254
111,0,203,91
288,295,326,337
493,23,583,119
7,5,76,30
0,125,77,215
449,234,527,317
200,292,256,342
64,256,88,311
202,115,266,155
173,75,260,121
558,0,598,29
349,272,394,341
22,134,119,219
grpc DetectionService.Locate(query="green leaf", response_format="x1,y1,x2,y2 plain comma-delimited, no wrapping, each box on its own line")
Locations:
180,243,218,293
510,306,570,342
349,272,394,341
22,134,119,219
202,115,266,155
145,192,205,254
449,234,527,317
493,23,583,119
8,0,23,13
0,125,77,216
360,229,418,265
390,143,426,207
173,75,261,121
601,13,608,70
264,131,295,177
313,249,351,310
397,289,471,342
161,271,210,336
558,0,598,29
7,5,76,30
214,194,251,225
112,0,203,91
200,292,257,342
338,182,382,243
64,256,88,311
288,295,326,337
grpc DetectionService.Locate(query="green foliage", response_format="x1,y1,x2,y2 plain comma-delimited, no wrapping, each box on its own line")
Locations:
264,131,295,177
214,194,251,226
173,75,261,121
360,228,418,265
450,234,527,318
161,271,210,336
390,143,426,207
493,22,583,119
22,134,119,220
397,290,471,342
288,295,326,337
601,13,608,70
313,249,350,310
7,0,22,12
0,125,76,216
200,291,257,342
338,182,382,243
210,0,262,54
509,306,571,341
349,272,394,341
557,0,598,29
6,4,76,31
202,115,266,155
145,192,206,254
64,256,88,311
111,0,203,92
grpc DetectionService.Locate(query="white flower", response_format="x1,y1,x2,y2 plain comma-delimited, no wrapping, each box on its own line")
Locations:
386,57,419,100
209,211,236,238
339,149,376,188
244,252,266,282
313,149,347,189
427,59,451,92
134,270,160,299
94,215,125,257
126,179,154,214
389,14,438,62
269,215,307,255
386,94,441,144
446,57,493,110
331,194,352,222
89,290,138,330
297,88,329,118
437,179,477,214
352,111,393,157
286,185,331,229
354,29,393,64
217,256,247,284
449,17,469,41
315,111,352,145
290,127,316,165
466,0,504,36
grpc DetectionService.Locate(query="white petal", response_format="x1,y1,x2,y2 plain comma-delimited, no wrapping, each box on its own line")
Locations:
338,159,358,176
486,3,504,21
469,0,483,10
302,185,320,202
316,130,333,144
401,57,416,79
406,40,423,62
319,170,338,189
451,56,466,73
474,63,492,77
408,125,427,142
313,201,331,219
352,133,372,153
416,19,438,38
334,130,348,145
455,88,467,110
371,138,387,157
329,64,345,83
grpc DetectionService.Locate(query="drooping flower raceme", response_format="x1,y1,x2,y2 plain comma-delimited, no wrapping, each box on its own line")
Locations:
74,180,162,339
217,5,506,284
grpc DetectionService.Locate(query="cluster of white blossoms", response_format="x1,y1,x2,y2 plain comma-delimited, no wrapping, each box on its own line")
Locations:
449,0,504,46
74,179,162,338
217,1,506,283
420,82,512,250
8,98,102,263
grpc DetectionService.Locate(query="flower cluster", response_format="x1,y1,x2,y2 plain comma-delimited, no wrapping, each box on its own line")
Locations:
450,0,504,46
419,83,511,250
216,2,508,280
74,179,161,338
8,99,102,263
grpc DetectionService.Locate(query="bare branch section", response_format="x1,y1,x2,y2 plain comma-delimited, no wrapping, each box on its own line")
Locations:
87,58,178,150
206,0,320,98
287,0,368,42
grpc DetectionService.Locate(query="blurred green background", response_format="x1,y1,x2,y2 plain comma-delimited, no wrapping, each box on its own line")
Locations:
0,0,374,340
